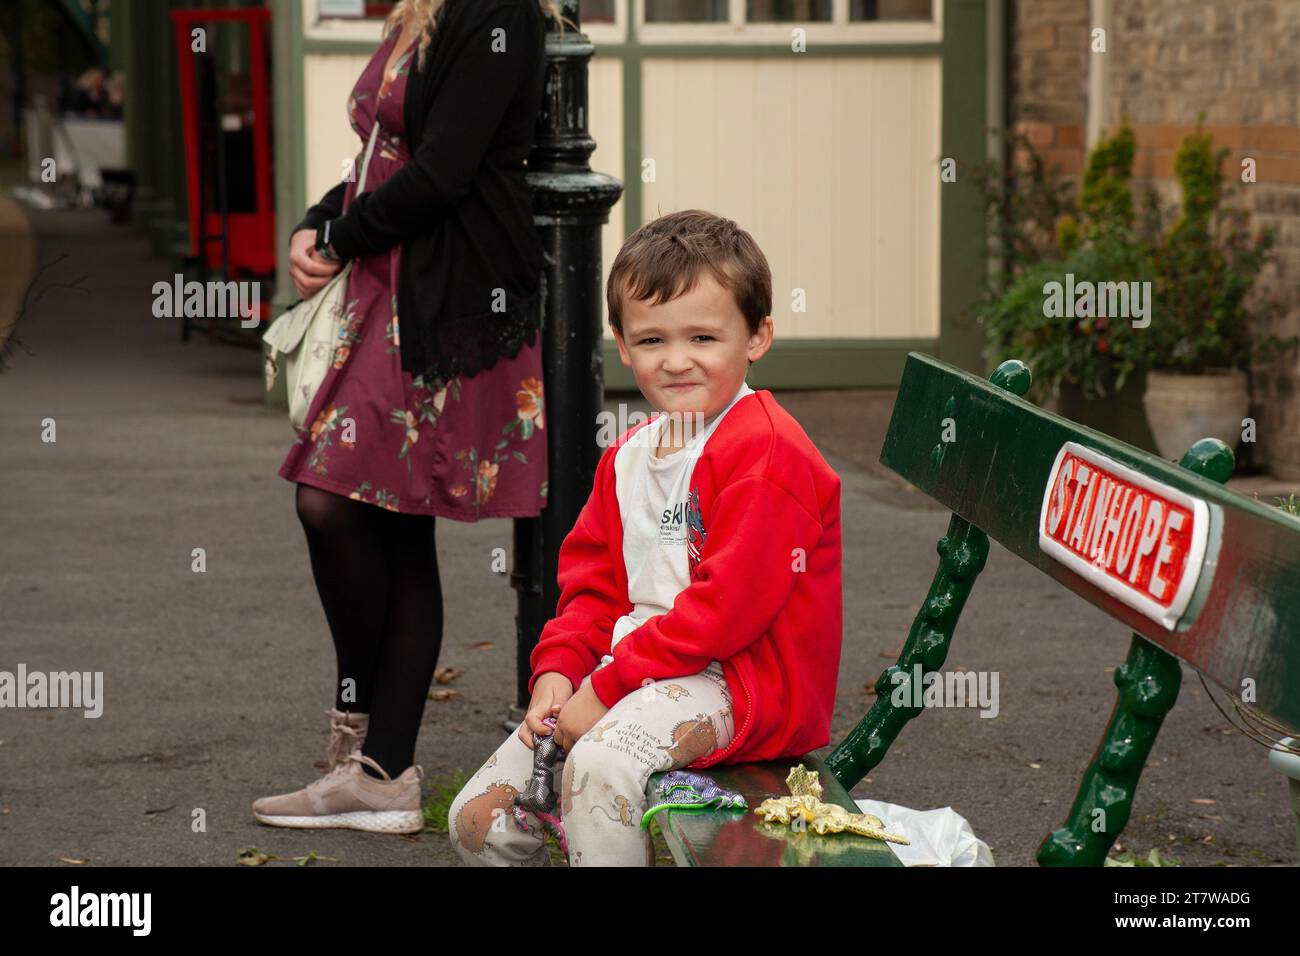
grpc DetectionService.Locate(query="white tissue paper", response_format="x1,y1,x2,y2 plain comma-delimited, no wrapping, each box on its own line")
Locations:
854,799,995,867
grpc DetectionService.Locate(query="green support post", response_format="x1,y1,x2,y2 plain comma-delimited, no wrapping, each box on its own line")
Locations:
1037,438,1236,867
825,359,1032,791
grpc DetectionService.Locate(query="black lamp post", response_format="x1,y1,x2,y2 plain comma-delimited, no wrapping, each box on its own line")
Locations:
510,0,623,724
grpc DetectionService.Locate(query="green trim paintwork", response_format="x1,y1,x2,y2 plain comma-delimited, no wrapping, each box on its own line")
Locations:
938,0,990,377
271,0,309,318
148,1,192,260
621,0,642,236
125,0,157,237
824,359,1029,791
601,338,938,391
1037,440,1235,867
265,0,304,409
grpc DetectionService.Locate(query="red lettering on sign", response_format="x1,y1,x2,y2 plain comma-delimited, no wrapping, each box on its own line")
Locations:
1042,449,1194,609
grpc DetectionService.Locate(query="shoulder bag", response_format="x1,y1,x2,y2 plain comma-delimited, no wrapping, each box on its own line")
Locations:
263,122,380,431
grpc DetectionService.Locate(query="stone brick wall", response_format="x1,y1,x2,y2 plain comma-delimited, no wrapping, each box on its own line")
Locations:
1010,0,1300,477
1010,0,1088,174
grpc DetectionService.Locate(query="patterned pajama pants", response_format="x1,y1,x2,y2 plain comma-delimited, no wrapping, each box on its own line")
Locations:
448,656,734,866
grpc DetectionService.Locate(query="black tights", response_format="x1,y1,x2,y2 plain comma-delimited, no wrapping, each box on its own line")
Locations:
295,483,443,779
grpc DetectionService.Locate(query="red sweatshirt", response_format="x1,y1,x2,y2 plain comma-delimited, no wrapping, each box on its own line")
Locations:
528,389,843,768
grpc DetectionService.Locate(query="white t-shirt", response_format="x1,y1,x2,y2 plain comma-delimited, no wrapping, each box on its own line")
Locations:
607,381,755,656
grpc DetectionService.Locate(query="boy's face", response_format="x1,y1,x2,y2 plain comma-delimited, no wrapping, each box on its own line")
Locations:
612,272,773,420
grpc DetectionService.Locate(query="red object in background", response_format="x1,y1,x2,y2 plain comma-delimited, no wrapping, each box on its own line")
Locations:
170,8,275,289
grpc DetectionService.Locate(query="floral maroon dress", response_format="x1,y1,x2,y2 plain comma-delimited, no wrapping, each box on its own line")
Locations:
280,29,548,519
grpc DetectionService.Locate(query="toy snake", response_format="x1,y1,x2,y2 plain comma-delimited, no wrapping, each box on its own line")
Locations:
640,770,747,829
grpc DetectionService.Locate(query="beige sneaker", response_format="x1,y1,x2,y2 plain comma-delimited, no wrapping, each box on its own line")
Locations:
252,753,424,833
316,708,369,773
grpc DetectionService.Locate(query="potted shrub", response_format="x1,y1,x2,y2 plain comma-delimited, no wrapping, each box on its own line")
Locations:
1137,121,1279,459
976,125,1159,450
976,120,1290,458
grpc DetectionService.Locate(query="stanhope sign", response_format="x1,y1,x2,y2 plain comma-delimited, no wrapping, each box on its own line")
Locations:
881,351,1300,733
1038,442,1210,630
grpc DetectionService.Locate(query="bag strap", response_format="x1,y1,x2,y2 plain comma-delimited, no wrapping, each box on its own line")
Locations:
357,122,380,192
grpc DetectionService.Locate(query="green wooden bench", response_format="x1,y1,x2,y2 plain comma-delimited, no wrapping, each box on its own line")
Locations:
647,755,902,867
648,352,1300,866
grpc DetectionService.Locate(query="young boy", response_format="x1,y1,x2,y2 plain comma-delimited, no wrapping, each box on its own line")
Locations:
448,209,843,866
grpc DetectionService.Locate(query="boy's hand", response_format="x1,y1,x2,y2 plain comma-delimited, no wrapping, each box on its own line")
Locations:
552,681,610,751
518,672,574,750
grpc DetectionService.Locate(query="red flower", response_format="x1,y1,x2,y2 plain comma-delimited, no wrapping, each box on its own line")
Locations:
1096,338,1109,353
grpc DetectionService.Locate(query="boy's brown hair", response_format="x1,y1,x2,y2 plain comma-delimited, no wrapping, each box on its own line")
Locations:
606,209,772,340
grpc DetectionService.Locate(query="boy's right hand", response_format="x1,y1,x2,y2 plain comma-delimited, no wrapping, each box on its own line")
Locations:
518,672,575,750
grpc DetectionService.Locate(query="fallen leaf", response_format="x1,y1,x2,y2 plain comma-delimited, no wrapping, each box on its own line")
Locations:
863,681,876,695
1028,762,1042,769
879,648,901,658
1,805,11,815
58,857,88,865
473,642,494,650
427,689,461,701
1191,798,1216,805
295,850,321,866
434,667,463,685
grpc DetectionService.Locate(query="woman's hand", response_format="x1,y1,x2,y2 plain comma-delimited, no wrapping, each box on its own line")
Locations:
288,227,342,300
517,672,574,751
552,681,610,752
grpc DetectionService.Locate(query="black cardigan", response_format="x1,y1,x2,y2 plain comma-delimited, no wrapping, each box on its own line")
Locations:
293,0,547,383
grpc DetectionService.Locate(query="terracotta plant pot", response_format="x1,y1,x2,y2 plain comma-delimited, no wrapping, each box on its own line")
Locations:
1141,369,1249,460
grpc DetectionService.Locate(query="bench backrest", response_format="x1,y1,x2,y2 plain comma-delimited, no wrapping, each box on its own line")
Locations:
826,352,1300,790
893,352,1299,723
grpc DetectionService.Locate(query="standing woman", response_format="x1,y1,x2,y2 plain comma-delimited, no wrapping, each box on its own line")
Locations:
253,0,565,833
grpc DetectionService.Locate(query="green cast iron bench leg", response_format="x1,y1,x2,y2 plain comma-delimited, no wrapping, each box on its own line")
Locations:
1038,441,1235,865
825,360,1031,792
